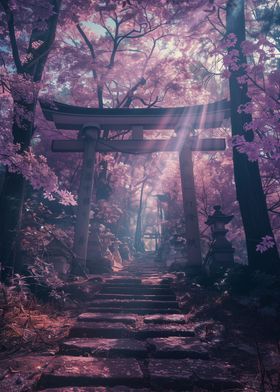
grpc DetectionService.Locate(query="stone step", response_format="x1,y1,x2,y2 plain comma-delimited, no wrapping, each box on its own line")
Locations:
69,322,133,339
60,336,209,360
147,337,209,359
78,313,137,324
142,275,174,286
128,271,161,275
135,325,195,339
86,307,181,315
143,315,186,324
40,388,150,392
148,358,241,390
69,322,194,340
37,356,145,389
101,287,173,295
94,294,176,301
134,272,165,274
103,283,171,290
88,300,179,309
36,268,241,392
105,278,142,285
60,338,147,358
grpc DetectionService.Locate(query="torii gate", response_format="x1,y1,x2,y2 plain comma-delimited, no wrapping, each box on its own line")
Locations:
40,99,230,267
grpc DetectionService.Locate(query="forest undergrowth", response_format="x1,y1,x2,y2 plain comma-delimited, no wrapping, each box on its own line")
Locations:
0,261,279,391
0,261,102,356
174,265,280,391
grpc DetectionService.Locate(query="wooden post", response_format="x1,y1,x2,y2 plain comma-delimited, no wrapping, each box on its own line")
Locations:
73,125,100,265
179,141,203,266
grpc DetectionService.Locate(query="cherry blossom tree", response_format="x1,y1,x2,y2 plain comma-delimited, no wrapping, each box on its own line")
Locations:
0,0,63,275
225,0,279,272
1,0,278,279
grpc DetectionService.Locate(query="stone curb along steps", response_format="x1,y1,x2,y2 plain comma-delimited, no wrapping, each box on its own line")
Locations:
36,260,242,391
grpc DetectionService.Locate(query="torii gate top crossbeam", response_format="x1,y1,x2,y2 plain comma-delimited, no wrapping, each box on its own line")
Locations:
40,99,230,130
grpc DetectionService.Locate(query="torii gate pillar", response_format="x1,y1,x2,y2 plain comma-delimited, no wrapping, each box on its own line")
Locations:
73,124,100,265
179,141,203,266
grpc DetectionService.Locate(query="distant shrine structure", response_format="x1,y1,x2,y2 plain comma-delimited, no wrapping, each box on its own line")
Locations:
40,99,230,267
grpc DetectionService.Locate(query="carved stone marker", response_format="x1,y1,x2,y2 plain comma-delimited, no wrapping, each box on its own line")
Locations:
205,205,235,270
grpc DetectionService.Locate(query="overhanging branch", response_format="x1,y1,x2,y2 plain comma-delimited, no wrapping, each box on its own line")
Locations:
0,0,23,73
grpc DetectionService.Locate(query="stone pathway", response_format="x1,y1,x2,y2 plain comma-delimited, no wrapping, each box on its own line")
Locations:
36,259,242,391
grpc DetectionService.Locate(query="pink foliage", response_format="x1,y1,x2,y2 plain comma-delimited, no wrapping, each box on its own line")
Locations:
217,34,280,164
256,235,275,253
0,119,76,206
0,71,76,206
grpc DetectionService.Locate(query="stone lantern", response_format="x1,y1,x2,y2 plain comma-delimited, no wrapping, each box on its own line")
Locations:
205,205,235,270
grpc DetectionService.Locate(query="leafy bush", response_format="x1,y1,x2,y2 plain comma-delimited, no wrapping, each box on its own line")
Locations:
25,258,68,305
188,264,280,312
211,265,280,311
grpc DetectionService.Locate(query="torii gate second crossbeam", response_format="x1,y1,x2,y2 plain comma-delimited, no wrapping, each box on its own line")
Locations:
40,99,230,267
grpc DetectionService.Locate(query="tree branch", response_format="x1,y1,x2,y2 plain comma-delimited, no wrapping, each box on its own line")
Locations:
119,77,146,108
76,22,103,108
76,23,96,62
207,16,224,36
24,0,62,81
0,0,23,72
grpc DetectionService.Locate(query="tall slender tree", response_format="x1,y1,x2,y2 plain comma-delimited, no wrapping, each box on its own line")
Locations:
226,0,279,272
0,0,61,276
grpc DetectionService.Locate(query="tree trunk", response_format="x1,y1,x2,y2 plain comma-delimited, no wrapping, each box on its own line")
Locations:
0,97,36,275
0,0,61,276
226,0,279,272
0,172,26,276
134,179,146,252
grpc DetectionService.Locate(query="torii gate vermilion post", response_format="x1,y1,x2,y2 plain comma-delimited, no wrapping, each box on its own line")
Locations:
40,99,230,267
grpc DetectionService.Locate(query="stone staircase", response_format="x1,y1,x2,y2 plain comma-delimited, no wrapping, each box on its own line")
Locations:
36,258,241,391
